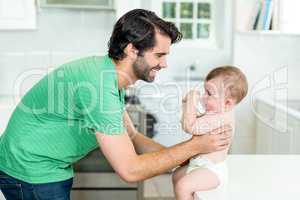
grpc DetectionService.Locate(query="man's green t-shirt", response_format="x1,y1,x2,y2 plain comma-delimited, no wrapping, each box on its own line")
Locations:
0,55,126,183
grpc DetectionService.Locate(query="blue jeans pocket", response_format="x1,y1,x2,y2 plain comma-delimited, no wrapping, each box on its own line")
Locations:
0,183,23,200
0,171,72,200
33,178,73,200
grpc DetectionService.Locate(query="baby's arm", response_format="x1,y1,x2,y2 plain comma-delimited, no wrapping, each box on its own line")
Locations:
181,90,200,133
181,91,229,135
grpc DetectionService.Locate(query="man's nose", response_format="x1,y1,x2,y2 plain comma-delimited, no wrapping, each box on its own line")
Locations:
160,58,167,68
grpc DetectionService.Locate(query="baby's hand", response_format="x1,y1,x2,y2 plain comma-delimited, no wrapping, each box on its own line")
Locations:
181,90,202,132
182,89,200,104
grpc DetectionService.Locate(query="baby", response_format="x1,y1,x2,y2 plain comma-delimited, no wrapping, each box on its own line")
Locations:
172,66,248,200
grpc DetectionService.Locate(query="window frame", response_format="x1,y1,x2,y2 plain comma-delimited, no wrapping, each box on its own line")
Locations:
152,0,217,49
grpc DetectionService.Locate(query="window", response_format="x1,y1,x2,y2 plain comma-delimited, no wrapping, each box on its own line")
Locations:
153,0,216,47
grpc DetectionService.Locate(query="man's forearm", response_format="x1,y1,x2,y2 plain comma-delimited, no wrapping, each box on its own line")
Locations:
128,138,198,182
131,132,166,154
124,110,166,154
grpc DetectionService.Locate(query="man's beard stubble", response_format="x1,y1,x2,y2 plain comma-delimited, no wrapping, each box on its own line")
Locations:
132,56,154,82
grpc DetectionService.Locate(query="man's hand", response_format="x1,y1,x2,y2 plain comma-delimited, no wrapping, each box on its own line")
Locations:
190,125,232,154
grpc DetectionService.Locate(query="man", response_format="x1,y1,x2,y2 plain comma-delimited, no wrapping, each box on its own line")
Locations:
0,9,231,200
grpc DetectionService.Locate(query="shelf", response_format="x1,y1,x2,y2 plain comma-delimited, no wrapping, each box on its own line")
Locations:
234,0,300,38
236,30,300,37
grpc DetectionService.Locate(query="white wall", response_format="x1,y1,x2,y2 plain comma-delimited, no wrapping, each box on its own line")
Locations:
0,8,116,96
0,96,18,136
0,1,234,92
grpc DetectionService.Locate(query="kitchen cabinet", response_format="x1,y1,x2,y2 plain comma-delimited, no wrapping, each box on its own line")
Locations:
256,98,299,154
0,0,36,30
291,115,300,154
40,0,114,10
271,124,294,154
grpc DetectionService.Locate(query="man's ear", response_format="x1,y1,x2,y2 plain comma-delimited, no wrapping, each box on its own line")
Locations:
124,43,138,60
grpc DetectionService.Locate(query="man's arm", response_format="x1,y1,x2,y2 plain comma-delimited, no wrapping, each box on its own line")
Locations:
190,113,232,135
96,125,232,183
124,111,166,154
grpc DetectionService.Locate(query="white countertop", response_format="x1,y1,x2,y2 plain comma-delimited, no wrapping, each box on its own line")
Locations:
0,155,299,199
227,155,300,199
195,155,300,200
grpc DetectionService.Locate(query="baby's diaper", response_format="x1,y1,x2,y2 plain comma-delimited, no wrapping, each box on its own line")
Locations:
186,157,228,188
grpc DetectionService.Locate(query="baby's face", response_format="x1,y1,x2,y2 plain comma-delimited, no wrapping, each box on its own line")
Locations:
201,77,230,113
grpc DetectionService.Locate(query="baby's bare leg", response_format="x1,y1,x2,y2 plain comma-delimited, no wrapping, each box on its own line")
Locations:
174,168,220,200
172,165,188,187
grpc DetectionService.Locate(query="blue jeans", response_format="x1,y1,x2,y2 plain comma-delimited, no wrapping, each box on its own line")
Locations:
0,171,73,200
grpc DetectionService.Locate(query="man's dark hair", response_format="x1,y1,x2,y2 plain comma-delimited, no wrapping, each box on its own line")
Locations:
108,9,182,61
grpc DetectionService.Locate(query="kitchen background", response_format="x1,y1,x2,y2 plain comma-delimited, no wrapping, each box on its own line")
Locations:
0,0,300,153
0,0,300,199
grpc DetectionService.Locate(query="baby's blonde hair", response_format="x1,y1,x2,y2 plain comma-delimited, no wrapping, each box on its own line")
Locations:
205,66,248,104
